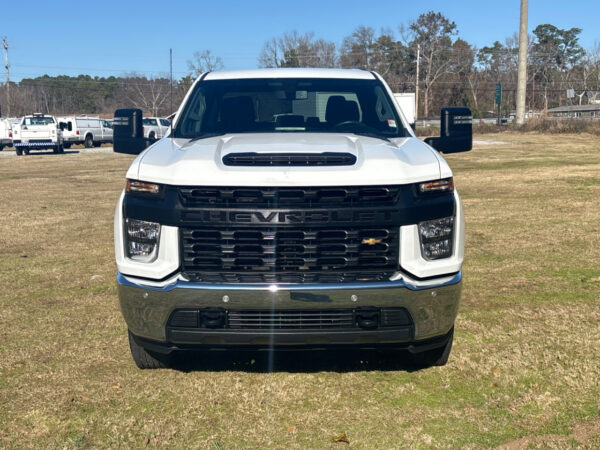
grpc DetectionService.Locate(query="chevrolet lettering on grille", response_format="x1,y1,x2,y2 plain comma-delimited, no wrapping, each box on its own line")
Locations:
191,210,395,225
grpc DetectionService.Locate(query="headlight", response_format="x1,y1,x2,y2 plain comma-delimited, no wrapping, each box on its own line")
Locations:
125,218,160,262
126,179,161,195
418,216,454,260
418,177,454,194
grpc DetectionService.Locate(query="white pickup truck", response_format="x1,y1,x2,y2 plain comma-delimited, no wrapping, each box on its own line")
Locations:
13,114,64,155
113,69,471,369
142,117,171,143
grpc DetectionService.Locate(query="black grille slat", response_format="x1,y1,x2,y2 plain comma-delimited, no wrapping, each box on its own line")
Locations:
179,186,401,208
182,271,392,283
181,226,398,283
228,310,354,329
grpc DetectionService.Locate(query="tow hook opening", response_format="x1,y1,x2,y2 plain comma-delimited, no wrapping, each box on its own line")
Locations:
354,308,380,330
200,308,226,328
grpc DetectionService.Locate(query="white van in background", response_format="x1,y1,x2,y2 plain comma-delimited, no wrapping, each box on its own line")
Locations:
57,116,113,148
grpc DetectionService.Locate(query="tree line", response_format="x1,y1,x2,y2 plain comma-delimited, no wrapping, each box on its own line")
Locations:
1,11,599,119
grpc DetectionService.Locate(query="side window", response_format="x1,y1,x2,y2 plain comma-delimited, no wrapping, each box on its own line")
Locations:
150,119,158,126
180,89,207,135
160,119,170,126
68,122,73,131
374,86,397,129
143,118,151,126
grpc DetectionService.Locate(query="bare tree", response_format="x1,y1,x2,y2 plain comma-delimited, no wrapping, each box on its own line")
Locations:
123,73,171,116
187,50,224,77
258,31,337,68
340,26,376,69
406,11,458,118
258,38,281,68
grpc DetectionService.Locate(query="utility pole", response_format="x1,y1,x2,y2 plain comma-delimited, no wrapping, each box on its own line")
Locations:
415,43,420,122
2,37,9,117
516,0,528,125
169,48,173,115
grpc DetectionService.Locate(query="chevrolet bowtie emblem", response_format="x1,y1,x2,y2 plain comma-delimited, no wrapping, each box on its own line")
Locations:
362,238,382,245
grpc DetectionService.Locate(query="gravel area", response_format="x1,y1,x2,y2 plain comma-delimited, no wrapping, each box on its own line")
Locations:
0,146,114,158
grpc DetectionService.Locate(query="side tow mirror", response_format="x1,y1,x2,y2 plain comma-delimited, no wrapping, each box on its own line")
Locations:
113,108,146,154
425,107,472,153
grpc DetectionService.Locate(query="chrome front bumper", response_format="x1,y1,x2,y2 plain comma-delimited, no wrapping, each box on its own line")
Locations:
117,272,462,346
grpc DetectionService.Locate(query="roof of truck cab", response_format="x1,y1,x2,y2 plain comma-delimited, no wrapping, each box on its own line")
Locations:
202,68,376,81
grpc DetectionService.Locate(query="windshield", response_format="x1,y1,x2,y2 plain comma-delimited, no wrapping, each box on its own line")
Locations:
175,78,407,139
23,116,55,126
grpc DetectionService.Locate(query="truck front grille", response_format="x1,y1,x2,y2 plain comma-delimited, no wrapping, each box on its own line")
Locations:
181,226,399,283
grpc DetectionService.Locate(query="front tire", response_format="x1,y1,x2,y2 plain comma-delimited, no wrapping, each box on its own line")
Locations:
128,331,171,369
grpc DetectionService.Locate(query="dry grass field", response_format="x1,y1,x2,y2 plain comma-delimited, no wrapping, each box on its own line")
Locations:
0,133,599,448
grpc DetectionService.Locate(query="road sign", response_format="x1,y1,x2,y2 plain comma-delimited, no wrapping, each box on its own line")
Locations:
495,83,502,105
566,89,575,99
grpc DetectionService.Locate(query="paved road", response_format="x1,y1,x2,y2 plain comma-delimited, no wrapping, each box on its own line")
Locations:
0,146,114,158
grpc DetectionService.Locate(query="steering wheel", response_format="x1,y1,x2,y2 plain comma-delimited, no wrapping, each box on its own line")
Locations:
332,121,361,130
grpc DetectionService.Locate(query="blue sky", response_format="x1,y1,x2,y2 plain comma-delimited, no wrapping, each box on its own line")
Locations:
2,0,598,81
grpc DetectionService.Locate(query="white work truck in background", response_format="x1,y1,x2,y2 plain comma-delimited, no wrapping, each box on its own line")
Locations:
0,118,13,151
394,93,416,128
57,116,113,148
12,114,64,155
142,117,171,142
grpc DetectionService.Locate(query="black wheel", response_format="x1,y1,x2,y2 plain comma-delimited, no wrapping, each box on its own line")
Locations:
23,147,30,155
15,147,23,156
145,132,156,149
411,328,454,368
84,135,94,148
128,331,171,369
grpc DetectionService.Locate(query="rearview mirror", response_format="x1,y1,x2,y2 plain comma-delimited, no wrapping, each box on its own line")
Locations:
424,107,472,153
113,108,146,154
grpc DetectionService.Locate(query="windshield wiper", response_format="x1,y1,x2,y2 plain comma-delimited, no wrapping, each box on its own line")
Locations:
186,132,227,142
348,131,393,143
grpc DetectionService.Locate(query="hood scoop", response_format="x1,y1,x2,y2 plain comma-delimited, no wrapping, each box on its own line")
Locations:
222,152,357,167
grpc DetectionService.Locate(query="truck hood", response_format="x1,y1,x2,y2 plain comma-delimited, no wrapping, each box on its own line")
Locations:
128,133,448,186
